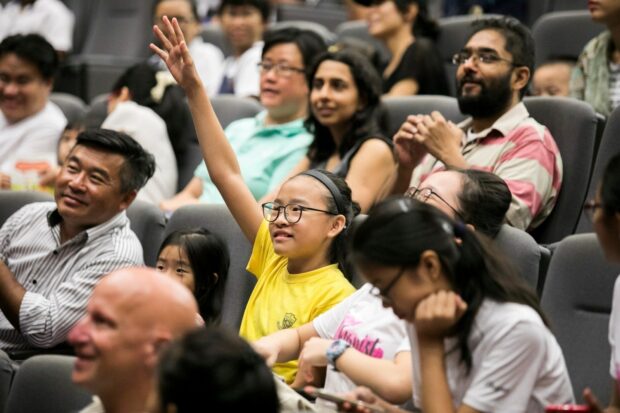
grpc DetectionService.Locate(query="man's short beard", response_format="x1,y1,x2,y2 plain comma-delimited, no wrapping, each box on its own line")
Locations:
457,70,513,119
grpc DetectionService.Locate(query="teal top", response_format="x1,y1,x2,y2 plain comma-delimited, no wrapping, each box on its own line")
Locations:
195,111,312,203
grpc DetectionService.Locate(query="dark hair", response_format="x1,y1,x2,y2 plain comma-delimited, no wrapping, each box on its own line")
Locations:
74,129,156,194
601,153,620,215
469,16,535,97
350,197,546,373
217,0,271,22
305,49,382,164
157,327,279,413
390,0,440,41
157,228,230,325
0,34,58,80
111,62,195,157
455,169,511,238
153,0,200,22
262,27,327,68
297,170,360,274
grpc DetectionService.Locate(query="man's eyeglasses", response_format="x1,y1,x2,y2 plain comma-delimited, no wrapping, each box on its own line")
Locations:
257,61,305,77
452,50,517,67
370,266,406,303
405,186,464,221
583,199,603,222
262,202,337,224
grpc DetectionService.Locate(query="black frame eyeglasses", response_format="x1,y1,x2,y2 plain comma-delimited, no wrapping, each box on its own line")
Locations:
583,199,603,222
261,202,337,224
452,50,517,67
257,61,305,77
370,266,406,303
405,186,464,221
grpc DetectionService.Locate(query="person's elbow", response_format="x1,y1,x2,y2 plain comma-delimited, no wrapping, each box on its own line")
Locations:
374,374,412,405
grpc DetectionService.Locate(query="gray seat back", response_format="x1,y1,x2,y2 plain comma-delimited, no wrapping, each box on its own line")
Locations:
577,105,620,233
276,3,347,32
0,191,53,228
540,233,620,405
524,97,598,244
126,200,166,267
49,93,87,125
335,20,391,66
494,224,542,292
380,95,466,138
270,21,336,44
532,10,605,67
164,205,255,331
210,95,264,129
4,355,92,413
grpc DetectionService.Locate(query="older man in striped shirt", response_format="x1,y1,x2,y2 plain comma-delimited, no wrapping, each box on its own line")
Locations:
392,17,562,231
0,128,155,352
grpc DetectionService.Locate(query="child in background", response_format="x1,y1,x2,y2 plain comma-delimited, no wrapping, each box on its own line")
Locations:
38,120,85,188
155,228,229,325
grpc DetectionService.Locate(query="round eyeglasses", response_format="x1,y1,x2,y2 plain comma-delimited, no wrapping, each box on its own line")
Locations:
262,202,337,224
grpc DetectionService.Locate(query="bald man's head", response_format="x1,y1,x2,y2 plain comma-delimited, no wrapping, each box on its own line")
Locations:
68,267,198,409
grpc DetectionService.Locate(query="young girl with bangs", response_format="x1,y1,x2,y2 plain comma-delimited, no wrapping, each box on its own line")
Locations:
151,17,357,384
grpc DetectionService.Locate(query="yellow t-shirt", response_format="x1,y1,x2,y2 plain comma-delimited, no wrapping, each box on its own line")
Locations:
239,220,355,383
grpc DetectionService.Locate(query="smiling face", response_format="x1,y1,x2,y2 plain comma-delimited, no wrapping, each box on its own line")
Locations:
456,29,520,118
156,245,196,293
54,145,135,233
588,0,620,24
366,0,415,40
219,4,265,55
310,60,361,136
259,42,308,124
269,175,344,267
0,52,52,124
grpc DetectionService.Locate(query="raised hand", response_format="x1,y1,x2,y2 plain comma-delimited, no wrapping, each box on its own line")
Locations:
412,111,466,168
150,16,201,91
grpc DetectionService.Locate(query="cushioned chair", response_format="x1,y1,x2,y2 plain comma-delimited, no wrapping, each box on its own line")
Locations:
210,95,264,129
0,191,53,228
276,3,347,32
199,24,232,57
545,0,592,12
379,95,466,138
540,234,620,405
164,204,255,330
4,355,93,413
523,97,598,244
49,93,88,125
335,20,391,67
126,200,166,267
532,11,604,67
494,224,544,292
577,105,620,233
270,21,336,44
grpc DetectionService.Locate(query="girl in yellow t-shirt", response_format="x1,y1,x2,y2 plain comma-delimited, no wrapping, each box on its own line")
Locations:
151,18,356,383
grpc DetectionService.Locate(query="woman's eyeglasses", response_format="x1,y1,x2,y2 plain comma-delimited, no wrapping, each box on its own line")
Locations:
405,186,464,221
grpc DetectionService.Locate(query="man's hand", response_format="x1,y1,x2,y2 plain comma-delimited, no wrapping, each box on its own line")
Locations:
0,173,10,189
393,115,428,170
413,111,466,168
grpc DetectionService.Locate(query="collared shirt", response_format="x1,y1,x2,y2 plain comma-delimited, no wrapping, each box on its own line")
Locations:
0,101,66,176
571,30,615,117
0,0,74,52
0,202,143,350
411,102,563,231
195,111,312,203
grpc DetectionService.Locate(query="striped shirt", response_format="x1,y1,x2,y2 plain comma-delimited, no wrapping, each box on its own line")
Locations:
0,202,143,350
411,103,563,231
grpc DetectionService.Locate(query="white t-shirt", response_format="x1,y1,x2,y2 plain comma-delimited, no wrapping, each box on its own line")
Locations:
217,41,263,97
408,299,574,413
608,275,620,379
0,0,74,52
102,101,177,205
0,101,66,174
313,283,410,395
189,37,224,97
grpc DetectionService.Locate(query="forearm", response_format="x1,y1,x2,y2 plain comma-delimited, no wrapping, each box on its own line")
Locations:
256,323,319,363
419,338,455,413
335,351,411,404
0,262,25,330
391,164,414,195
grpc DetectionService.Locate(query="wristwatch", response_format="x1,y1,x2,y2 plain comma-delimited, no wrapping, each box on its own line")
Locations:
326,339,351,371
